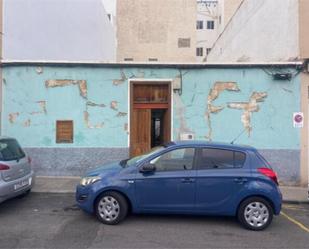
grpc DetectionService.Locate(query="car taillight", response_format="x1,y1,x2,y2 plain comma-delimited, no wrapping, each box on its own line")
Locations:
28,156,32,164
0,163,10,171
258,167,279,185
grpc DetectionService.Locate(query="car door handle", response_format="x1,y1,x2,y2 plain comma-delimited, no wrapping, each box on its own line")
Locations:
234,178,248,184
181,178,195,183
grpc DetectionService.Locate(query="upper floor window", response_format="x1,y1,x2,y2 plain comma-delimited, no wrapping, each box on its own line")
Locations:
196,20,203,29
178,38,191,48
197,148,246,169
207,20,215,30
206,48,212,55
196,47,203,57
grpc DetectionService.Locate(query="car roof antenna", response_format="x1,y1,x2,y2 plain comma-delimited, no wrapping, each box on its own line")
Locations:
230,128,249,144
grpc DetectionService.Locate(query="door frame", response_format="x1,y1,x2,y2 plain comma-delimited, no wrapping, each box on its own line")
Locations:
128,78,174,153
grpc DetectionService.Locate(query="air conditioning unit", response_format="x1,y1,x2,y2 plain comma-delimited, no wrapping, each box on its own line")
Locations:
180,133,195,140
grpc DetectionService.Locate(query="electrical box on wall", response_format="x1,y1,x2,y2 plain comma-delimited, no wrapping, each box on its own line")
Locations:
180,133,195,140
172,77,181,90
273,73,292,81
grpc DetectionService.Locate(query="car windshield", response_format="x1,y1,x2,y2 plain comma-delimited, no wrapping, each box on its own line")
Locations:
124,146,165,167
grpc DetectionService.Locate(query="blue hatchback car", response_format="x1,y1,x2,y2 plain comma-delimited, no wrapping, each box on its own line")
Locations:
76,141,282,230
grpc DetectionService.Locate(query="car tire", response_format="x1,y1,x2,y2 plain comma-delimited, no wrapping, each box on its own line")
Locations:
94,191,128,225
237,197,273,231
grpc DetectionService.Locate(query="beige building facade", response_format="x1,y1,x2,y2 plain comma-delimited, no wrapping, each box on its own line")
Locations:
299,0,309,187
219,0,243,31
116,0,197,62
117,0,243,62
299,0,309,60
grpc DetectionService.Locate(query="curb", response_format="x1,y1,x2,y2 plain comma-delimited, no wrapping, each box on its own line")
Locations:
282,200,309,205
32,190,75,194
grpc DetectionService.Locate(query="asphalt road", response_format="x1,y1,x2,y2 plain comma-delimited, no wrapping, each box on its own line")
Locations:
0,193,309,249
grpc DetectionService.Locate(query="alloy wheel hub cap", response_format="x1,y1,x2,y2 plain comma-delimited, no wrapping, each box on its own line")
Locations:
244,201,269,228
98,196,120,221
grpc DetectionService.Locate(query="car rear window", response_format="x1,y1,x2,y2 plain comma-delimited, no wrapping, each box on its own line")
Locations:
197,148,246,169
0,139,26,161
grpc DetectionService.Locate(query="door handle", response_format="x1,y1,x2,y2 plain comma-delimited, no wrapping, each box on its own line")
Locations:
234,178,248,184
181,178,195,183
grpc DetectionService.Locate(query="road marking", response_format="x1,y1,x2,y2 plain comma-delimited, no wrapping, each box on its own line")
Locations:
283,205,308,211
281,211,309,233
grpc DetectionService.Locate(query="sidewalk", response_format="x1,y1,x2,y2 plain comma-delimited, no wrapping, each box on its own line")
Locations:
32,176,309,204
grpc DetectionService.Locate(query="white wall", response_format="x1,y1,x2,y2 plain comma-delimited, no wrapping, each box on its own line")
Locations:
3,0,116,61
101,0,116,25
207,0,299,62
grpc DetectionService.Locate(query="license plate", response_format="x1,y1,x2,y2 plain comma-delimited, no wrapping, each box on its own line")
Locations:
14,177,31,190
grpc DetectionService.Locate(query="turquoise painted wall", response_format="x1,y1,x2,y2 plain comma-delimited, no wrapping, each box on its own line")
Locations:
2,65,300,150
177,68,300,149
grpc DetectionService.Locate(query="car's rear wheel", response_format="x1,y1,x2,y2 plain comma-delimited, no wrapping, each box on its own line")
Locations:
237,197,273,231
95,191,128,225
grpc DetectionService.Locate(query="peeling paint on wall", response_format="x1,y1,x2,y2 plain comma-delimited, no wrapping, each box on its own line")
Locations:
117,112,127,117
79,81,87,98
206,82,240,140
86,101,106,108
45,79,88,98
23,119,31,127
30,101,47,115
9,112,19,124
228,92,268,135
113,70,127,85
83,111,104,129
110,101,118,110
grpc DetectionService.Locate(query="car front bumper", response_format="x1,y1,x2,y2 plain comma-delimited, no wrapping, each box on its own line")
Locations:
76,184,97,214
0,171,35,203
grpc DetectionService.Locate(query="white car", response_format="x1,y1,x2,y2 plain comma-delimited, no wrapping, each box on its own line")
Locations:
0,137,35,203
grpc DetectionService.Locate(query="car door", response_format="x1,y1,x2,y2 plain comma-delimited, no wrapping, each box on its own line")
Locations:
135,147,197,212
195,147,249,215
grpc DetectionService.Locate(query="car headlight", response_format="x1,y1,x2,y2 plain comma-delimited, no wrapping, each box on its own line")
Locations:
80,176,101,186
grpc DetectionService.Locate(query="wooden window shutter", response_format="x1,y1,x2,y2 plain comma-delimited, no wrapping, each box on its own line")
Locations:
56,120,73,143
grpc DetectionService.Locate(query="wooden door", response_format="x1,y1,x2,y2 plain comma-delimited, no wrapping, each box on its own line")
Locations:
130,82,171,157
130,109,151,157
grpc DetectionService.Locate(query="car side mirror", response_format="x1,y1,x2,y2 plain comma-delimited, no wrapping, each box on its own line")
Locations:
139,163,156,173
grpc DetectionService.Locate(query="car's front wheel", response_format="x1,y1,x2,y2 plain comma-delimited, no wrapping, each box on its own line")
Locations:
237,197,273,231
94,191,128,225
